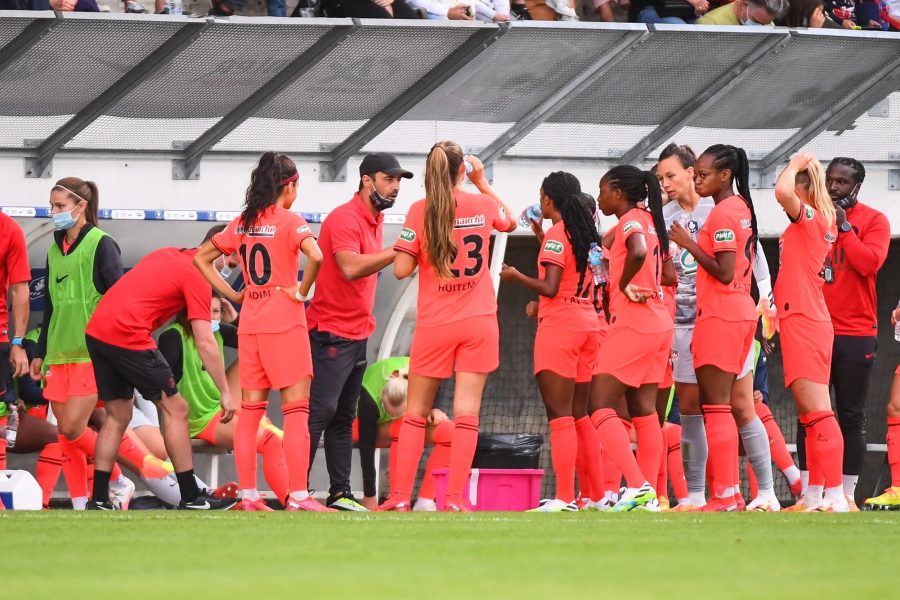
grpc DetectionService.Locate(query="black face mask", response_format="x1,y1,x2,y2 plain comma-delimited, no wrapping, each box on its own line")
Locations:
369,189,396,212
834,183,860,210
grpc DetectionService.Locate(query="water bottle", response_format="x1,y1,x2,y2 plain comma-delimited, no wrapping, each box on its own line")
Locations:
517,204,542,229
6,407,18,448
895,300,900,342
166,0,182,14
588,242,606,286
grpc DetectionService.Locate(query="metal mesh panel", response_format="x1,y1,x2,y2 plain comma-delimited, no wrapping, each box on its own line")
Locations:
0,18,183,117
253,24,478,121
551,28,774,126
403,24,637,123
506,123,655,158
804,91,900,162
362,121,514,155
65,117,219,150
687,31,900,130
213,118,363,153
0,14,36,48
0,115,70,148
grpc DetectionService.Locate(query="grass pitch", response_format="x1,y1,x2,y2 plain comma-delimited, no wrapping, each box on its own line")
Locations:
4,511,897,599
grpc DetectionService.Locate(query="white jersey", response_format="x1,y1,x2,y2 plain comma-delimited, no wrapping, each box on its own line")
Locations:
663,197,715,327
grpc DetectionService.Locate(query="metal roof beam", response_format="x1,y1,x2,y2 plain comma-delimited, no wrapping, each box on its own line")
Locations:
0,15,60,77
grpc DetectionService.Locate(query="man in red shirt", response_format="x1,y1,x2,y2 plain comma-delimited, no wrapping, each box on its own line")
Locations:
305,153,410,511
811,157,891,501
83,226,238,511
0,212,31,396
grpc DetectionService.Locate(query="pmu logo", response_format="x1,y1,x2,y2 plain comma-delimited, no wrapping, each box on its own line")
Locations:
543,240,564,254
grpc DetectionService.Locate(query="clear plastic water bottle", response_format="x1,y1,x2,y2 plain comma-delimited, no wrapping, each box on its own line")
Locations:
517,204,542,229
895,299,900,342
6,407,18,448
588,242,606,286
166,0,182,14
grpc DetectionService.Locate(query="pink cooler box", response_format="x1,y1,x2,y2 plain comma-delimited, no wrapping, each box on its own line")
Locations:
431,468,544,511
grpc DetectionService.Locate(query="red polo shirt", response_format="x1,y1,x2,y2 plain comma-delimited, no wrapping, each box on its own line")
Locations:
0,212,31,343
306,194,383,340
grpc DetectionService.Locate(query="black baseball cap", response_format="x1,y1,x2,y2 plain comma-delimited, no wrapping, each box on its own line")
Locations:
359,153,413,179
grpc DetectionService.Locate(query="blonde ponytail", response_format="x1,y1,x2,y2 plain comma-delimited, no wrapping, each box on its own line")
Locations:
424,142,463,279
796,160,835,227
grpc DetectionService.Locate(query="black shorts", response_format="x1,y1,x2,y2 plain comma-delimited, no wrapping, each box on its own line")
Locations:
85,334,178,402
0,342,9,396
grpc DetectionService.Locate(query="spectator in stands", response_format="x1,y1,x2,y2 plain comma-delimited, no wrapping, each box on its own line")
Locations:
824,0,858,26
777,0,836,25
305,153,409,512
628,0,708,24
697,0,787,25
48,0,100,10
211,0,284,17
318,0,419,18
805,157,890,502
408,0,511,20
0,0,50,8
522,0,578,19
881,0,900,29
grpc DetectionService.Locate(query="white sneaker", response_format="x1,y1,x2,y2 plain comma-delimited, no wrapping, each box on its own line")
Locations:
527,498,578,512
612,483,657,512
583,498,613,511
545,0,577,17
747,494,782,512
109,474,136,511
413,498,437,512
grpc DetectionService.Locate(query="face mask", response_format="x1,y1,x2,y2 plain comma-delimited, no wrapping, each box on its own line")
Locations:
211,320,220,333
52,209,79,231
741,4,766,25
219,265,233,279
369,189,396,212
834,183,860,209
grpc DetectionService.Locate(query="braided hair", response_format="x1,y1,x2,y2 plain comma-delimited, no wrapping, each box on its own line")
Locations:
542,172,600,278
828,157,866,184
701,144,759,250
602,165,669,252
241,152,297,230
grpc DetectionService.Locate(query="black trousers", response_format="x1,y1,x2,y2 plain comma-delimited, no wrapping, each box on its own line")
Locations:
307,330,368,496
317,0,418,18
797,335,877,477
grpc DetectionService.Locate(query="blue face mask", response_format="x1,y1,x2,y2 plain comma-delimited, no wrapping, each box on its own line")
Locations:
52,209,78,231
211,320,220,333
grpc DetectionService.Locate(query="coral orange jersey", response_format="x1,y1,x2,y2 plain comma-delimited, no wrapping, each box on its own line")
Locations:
212,206,315,335
607,208,671,334
394,190,512,328
537,221,599,332
695,195,756,322
774,205,836,323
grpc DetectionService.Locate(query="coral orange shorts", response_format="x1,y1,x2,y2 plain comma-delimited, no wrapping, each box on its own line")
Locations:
410,314,499,379
595,324,672,388
692,317,755,376
43,362,98,403
779,314,833,387
592,318,611,376
660,355,674,390
239,324,313,390
534,324,599,383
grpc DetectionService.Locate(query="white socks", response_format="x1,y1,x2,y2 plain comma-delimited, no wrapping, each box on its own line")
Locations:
242,489,260,501
842,474,858,497
72,496,88,510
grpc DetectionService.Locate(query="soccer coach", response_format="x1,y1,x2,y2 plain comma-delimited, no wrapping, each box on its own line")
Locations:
306,152,412,511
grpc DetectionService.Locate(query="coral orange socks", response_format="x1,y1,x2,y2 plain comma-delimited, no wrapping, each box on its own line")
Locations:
601,446,622,499
656,429,667,501
632,414,663,486
282,400,311,496
591,409,645,489
756,402,801,486
447,415,479,504
420,419,453,500
799,414,824,491
235,401,267,495
393,414,427,500
58,434,88,499
388,420,402,497
36,443,63,508
574,416,603,501
258,428,289,505
888,416,900,488
549,417,578,503
664,424,688,502
702,405,738,502
806,410,844,491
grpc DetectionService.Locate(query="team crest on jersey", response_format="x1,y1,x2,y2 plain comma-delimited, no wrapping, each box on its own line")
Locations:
237,224,276,237
805,206,814,220
622,221,642,233
740,219,752,229
825,232,836,243
543,240,564,254
400,228,416,242
648,226,656,235
297,225,311,234
454,215,486,229
714,229,735,242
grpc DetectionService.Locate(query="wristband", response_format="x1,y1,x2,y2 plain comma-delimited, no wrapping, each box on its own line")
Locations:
11,337,23,347
295,291,308,302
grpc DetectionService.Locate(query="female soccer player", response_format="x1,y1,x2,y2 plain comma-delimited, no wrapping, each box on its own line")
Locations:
591,165,675,512
501,173,602,512
29,178,136,510
195,152,328,512
355,358,453,511
158,293,291,509
773,153,847,512
666,145,763,512
379,142,515,512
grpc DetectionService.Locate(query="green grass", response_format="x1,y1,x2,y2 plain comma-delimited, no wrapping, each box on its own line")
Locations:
3,511,897,598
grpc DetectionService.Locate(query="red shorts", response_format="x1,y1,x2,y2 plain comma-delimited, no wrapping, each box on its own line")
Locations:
410,314,499,379
595,325,672,388
43,362,98,403
239,325,313,390
592,320,610,376
693,317,754,376
660,356,674,389
535,324,599,383
780,314,833,387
